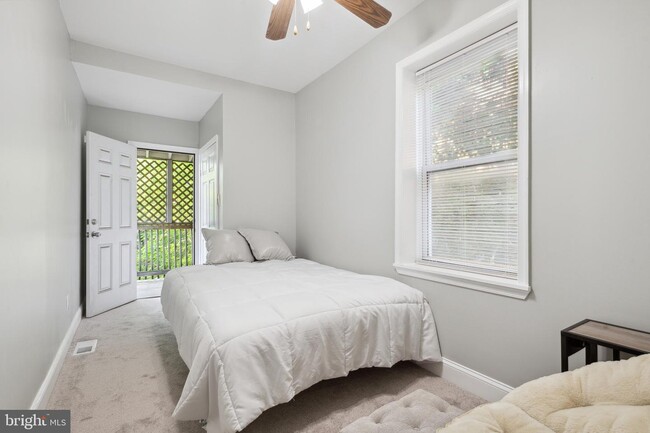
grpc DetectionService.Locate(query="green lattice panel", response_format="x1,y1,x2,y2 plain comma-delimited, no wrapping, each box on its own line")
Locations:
172,161,194,223
137,158,167,223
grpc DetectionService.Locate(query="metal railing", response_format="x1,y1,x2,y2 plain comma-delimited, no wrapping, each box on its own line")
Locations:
137,222,194,280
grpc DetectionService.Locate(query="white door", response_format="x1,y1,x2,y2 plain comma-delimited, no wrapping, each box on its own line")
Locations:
197,137,220,265
85,132,137,317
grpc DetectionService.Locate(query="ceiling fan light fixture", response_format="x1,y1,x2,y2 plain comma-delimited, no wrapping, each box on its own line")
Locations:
266,0,391,41
300,0,322,14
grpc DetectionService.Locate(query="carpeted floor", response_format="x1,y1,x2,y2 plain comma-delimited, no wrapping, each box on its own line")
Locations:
49,299,485,433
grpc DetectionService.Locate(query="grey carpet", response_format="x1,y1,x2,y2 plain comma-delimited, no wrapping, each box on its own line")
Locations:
48,299,485,433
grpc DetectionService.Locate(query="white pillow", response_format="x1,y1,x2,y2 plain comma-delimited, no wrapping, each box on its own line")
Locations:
201,229,255,265
238,229,294,261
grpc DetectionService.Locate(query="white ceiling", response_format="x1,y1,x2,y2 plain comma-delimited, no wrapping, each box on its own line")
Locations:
73,62,221,121
60,0,425,93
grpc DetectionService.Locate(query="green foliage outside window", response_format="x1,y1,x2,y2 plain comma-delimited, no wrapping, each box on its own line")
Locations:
136,157,194,280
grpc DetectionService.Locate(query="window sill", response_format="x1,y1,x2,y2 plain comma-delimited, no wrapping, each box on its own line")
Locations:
393,262,531,300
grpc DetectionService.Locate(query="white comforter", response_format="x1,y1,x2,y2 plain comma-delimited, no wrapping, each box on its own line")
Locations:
161,259,441,433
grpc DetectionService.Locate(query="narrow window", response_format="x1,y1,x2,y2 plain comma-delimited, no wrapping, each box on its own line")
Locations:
416,25,522,280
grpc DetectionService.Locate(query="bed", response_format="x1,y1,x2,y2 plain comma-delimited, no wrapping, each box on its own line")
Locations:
161,259,442,433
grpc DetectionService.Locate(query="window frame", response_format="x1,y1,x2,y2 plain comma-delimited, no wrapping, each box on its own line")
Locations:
394,0,530,299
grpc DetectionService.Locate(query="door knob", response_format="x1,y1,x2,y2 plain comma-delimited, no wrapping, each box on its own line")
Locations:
91,231,101,238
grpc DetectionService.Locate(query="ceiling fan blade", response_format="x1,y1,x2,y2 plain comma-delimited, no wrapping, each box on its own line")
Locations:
334,0,392,28
266,0,296,40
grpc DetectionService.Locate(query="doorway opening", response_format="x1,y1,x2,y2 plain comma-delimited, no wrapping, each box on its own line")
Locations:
136,148,195,298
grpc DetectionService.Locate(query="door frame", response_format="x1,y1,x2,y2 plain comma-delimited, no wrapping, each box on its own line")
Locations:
197,134,223,265
128,139,221,269
128,141,201,275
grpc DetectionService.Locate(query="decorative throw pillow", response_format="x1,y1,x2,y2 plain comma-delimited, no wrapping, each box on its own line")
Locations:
201,229,255,265
238,229,294,261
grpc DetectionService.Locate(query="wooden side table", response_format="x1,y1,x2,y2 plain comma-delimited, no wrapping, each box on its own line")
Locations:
561,319,650,372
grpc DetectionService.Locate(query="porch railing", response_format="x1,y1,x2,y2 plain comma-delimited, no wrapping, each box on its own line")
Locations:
137,222,194,280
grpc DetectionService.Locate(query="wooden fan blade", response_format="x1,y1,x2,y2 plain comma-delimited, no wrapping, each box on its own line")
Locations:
266,0,296,40
334,0,392,28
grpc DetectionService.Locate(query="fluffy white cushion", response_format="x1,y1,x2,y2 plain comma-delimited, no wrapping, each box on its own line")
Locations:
238,228,294,261
439,354,650,433
201,229,254,265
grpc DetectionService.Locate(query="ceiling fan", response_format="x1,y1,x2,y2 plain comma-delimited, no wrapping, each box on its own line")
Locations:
266,0,392,40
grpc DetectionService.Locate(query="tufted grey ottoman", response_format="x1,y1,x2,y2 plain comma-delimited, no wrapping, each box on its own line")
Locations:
341,389,464,433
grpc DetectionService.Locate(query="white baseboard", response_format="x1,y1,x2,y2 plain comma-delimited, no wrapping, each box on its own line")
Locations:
31,306,82,409
418,357,514,402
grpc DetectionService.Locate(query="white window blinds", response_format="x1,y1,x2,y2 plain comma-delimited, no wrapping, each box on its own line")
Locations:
416,25,520,279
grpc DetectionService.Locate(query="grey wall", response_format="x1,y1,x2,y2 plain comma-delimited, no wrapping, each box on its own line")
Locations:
0,0,86,408
86,105,199,148
199,96,223,147
71,43,297,252
296,0,650,387
199,91,296,250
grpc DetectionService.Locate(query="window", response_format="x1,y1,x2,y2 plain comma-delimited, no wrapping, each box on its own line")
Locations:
417,26,519,279
395,0,529,298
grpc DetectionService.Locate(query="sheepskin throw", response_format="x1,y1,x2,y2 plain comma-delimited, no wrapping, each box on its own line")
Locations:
439,354,650,433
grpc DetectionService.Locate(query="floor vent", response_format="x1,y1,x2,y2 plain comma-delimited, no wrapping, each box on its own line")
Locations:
73,340,97,356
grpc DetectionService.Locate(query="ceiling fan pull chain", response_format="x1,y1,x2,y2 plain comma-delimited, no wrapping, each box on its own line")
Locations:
306,12,311,31
293,2,299,35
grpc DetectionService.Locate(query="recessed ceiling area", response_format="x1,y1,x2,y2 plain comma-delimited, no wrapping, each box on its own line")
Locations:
60,0,425,93
73,62,221,121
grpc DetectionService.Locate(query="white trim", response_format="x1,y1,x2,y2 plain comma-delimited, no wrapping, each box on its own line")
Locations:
423,149,518,173
416,22,518,76
396,0,520,73
199,134,223,231
127,141,199,156
517,0,531,288
31,306,82,409
395,262,530,299
394,0,530,298
418,358,514,402
196,134,222,265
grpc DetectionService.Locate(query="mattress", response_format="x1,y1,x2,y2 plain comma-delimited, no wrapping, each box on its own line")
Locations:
161,259,442,433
